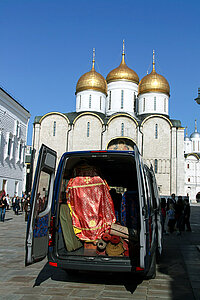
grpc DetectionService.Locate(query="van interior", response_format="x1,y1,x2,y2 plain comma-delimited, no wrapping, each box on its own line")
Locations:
57,152,140,261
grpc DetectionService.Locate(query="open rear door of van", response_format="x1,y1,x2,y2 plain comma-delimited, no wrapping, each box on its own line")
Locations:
25,144,57,266
134,146,147,269
150,167,162,255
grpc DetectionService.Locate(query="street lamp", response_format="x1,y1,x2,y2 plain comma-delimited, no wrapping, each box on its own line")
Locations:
195,88,200,104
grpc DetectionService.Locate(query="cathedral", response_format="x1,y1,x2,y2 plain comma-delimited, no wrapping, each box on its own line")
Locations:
184,119,200,201
32,43,185,197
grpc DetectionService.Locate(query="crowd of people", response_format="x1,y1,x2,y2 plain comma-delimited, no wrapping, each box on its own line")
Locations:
0,190,31,222
161,194,192,236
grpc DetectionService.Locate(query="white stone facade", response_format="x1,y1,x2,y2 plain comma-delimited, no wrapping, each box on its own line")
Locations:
138,92,169,116
106,81,138,116
76,90,106,114
0,87,30,197
184,154,200,202
183,122,200,202
32,111,184,197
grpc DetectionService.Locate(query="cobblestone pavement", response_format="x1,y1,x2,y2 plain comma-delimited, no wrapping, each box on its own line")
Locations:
0,205,200,300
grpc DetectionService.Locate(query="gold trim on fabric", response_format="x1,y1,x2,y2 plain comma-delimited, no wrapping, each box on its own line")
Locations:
68,182,105,189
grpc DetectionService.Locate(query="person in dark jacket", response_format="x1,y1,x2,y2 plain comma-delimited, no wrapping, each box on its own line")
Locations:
184,199,191,231
24,197,30,221
175,196,184,235
0,195,7,222
15,196,20,215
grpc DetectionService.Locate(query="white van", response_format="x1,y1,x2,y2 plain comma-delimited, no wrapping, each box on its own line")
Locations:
25,144,162,279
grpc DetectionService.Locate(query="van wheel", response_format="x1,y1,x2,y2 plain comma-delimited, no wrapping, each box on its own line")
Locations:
145,252,156,279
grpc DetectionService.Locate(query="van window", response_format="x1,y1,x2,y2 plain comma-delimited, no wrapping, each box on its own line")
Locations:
35,171,51,214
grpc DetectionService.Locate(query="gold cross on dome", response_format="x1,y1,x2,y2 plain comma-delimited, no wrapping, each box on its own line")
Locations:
84,177,91,184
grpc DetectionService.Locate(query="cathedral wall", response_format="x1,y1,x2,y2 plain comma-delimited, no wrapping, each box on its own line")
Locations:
33,113,69,175
142,116,171,195
171,127,177,195
104,116,137,149
72,114,102,150
176,128,185,196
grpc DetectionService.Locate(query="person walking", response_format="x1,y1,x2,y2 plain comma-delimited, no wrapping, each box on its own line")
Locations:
167,204,176,233
15,196,20,215
21,194,26,212
24,196,30,221
161,198,167,234
12,195,16,212
184,198,191,232
175,196,184,235
5,194,11,210
0,195,7,222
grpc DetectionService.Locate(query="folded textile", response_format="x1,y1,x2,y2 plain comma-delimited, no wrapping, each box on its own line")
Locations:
110,223,129,239
59,204,83,252
106,241,124,256
121,191,139,229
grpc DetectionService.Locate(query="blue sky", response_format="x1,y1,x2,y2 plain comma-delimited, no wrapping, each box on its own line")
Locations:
0,0,200,144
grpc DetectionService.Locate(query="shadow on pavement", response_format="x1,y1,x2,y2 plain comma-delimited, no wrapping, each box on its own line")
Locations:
34,262,143,293
4,217,13,221
156,205,200,300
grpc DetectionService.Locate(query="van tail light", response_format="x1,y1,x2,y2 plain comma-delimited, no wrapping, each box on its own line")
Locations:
136,267,144,271
48,216,55,246
49,261,57,267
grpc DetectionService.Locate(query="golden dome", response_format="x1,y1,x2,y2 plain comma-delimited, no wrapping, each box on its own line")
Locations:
76,50,107,95
106,41,139,84
138,50,170,96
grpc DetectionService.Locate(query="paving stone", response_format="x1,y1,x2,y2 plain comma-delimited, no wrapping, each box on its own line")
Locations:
1,206,200,299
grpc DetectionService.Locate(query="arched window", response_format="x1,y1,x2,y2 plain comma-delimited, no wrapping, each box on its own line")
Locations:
193,141,195,151
143,98,145,112
164,98,166,112
121,123,124,136
79,95,81,109
89,95,91,108
53,121,56,136
154,159,158,173
87,122,90,137
154,97,156,111
19,143,22,161
108,91,111,110
7,137,12,156
121,90,124,109
155,124,158,139
198,141,200,152
100,96,102,110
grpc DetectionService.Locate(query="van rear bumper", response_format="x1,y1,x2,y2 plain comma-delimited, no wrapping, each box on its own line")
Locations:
48,252,143,273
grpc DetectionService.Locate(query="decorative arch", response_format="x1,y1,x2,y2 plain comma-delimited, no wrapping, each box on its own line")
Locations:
141,114,173,127
106,137,136,151
73,112,104,125
107,113,138,127
186,153,200,160
39,112,70,124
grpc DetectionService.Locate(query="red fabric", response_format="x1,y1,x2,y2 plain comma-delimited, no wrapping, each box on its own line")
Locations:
66,171,116,241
